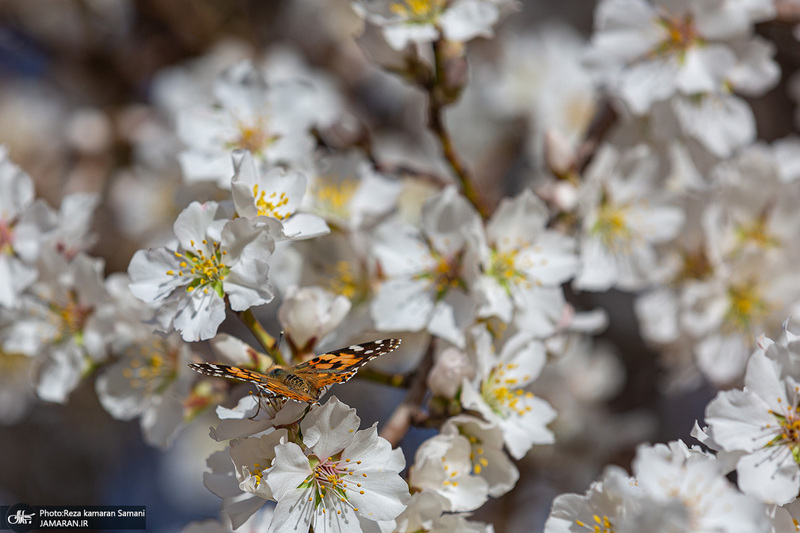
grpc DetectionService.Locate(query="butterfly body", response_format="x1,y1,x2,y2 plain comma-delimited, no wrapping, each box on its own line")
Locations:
189,338,401,404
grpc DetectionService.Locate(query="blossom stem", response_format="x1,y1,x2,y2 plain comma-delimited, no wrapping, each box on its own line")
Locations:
234,308,286,366
427,39,490,219
379,340,436,447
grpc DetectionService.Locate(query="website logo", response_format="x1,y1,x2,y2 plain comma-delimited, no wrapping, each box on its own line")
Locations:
5,504,38,533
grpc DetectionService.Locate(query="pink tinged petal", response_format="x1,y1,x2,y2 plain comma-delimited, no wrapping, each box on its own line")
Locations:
439,0,499,42
301,398,361,460
705,389,774,451
737,447,800,505
173,289,226,342
128,248,187,303
173,201,221,252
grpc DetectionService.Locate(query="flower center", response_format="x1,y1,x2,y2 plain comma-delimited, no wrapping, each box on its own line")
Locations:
416,248,465,299
167,240,229,297
121,339,178,394
228,116,277,155
390,0,445,23
652,12,699,59
300,455,363,515
49,291,93,345
312,179,358,220
766,398,800,465
734,217,779,251
253,185,291,220
482,363,535,418
488,247,532,293
575,515,615,533
723,282,770,334
592,203,633,253
329,261,362,301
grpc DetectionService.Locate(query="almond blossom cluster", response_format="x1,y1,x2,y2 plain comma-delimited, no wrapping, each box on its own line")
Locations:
4,0,800,531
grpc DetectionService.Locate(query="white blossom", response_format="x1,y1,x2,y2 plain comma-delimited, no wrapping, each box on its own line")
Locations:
128,201,274,342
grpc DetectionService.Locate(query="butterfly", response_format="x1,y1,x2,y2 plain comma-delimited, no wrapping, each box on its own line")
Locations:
188,338,401,404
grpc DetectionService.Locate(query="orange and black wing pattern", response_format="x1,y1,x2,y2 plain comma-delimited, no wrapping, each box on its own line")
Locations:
293,338,401,388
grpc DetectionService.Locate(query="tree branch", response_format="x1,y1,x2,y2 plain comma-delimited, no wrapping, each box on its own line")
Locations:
379,341,436,447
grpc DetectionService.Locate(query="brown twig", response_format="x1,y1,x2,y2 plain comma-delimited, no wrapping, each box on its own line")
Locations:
426,40,490,218
379,341,436,447
575,100,618,174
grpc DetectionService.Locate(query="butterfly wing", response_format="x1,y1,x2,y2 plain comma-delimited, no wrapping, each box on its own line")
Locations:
188,363,267,383
293,338,401,388
188,363,318,403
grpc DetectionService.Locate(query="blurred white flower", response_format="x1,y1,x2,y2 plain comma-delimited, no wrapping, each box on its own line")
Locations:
4,250,113,403
177,60,317,188
370,186,481,347
473,189,579,336
587,0,776,115
353,0,501,51
575,144,685,291
0,147,39,308
306,152,402,230
96,274,198,449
